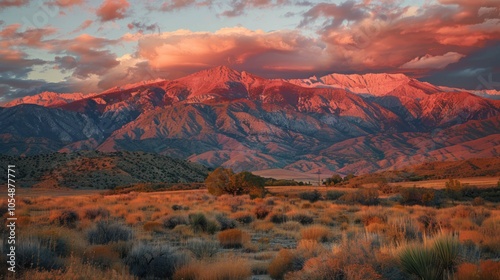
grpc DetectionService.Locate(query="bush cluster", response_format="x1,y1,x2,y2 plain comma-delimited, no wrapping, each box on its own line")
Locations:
338,189,379,205
87,221,133,244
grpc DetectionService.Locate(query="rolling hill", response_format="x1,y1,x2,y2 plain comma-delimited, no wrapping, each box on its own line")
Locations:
0,151,209,189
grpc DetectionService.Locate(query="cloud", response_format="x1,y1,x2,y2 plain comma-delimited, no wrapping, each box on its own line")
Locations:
73,20,93,33
96,0,130,22
127,21,160,34
160,0,196,11
297,0,500,74
0,0,28,9
400,52,465,69
54,55,78,71
299,1,369,29
0,52,45,77
421,43,500,89
44,34,120,78
221,0,285,17
0,25,51,78
46,0,84,7
132,27,329,78
0,79,76,102
0,24,57,49
145,0,212,12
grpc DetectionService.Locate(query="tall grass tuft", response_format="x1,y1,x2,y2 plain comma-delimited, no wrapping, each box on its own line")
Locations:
185,238,219,259
433,234,460,270
398,234,461,280
399,245,442,280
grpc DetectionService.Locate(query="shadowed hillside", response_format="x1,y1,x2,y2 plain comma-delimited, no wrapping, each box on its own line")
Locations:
0,151,209,189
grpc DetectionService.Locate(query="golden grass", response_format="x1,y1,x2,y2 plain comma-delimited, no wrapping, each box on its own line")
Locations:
173,258,251,280
217,229,250,248
7,183,500,280
301,225,331,242
19,257,136,280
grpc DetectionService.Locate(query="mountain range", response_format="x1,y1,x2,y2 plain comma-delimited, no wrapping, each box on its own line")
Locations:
1,66,499,175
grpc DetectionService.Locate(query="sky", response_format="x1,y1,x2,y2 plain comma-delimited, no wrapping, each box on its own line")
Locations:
0,0,499,101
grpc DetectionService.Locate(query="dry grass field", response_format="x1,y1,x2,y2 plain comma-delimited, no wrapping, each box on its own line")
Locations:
1,177,500,280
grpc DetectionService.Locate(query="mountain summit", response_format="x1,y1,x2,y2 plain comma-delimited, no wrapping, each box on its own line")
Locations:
1,67,499,174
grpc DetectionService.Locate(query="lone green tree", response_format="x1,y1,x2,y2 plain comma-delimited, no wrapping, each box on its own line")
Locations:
205,167,234,196
325,174,343,186
205,168,266,197
445,179,463,200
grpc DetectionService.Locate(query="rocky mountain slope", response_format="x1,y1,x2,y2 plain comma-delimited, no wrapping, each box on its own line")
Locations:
1,66,499,174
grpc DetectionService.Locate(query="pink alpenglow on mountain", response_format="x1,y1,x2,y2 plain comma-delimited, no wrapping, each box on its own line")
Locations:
1,67,499,175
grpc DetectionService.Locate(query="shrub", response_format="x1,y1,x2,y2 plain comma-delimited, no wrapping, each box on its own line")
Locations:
173,259,251,280
215,214,237,230
286,256,345,280
399,187,437,206
268,213,288,224
288,212,314,225
16,238,64,271
34,229,72,257
461,185,481,199
186,238,219,259
253,221,275,232
472,197,485,206
83,244,121,269
326,190,344,201
268,249,304,280
125,243,189,279
296,239,325,258
87,221,133,244
325,174,343,186
253,205,271,219
299,190,322,203
171,204,183,211
417,213,439,234
231,212,254,224
455,260,500,280
360,211,387,226
206,220,220,234
163,214,189,229
50,210,79,227
143,221,163,232
281,221,303,231
445,178,462,193
378,183,401,194
83,207,110,220
188,213,208,233
205,168,265,196
217,229,248,248
386,217,420,244
338,189,379,205
301,225,331,242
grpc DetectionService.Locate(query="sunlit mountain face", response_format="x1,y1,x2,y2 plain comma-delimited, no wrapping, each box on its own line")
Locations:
1,66,499,174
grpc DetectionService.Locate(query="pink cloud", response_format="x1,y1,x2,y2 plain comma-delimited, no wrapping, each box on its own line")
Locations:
400,52,465,69
0,24,57,49
0,0,28,9
133,27,329,78
47,0,84,7
300,0,500,72
73,19,93,33
96,0,130,22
